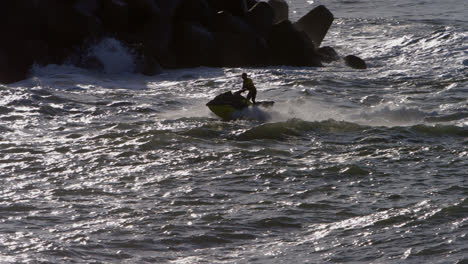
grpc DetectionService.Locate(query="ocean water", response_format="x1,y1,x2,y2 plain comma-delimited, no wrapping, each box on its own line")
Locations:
1,0,467,263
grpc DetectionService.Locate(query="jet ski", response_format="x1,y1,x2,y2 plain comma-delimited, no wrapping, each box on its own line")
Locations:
206,91,274,120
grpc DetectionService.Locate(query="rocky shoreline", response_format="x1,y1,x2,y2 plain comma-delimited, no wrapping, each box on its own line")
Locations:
0,0,366,84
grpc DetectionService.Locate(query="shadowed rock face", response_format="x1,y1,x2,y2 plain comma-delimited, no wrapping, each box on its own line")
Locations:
0,0,366,84
317,46,340,63
206,0,248,17
0,0,103,83
267,20,322,67
294,5,334,48
268,0,288,24
175,0,215,27
210,10,255,34
344,55,367,69
172,22,218,67
0,1,39,83
246,2,274,36
215,32,270,67
0,44,33,84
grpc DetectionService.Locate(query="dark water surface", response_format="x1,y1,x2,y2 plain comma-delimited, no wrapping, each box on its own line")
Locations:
1,0,467,263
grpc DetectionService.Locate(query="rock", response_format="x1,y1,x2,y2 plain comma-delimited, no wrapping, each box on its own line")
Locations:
127,0,161,31
154,0,183,13
0,1,42,45
294,5,333,48
140,56,163,76
0,0,366,82
317,46,339,63
215,32,270,67
344,55,367,69
0,0,103,75
99,0,130,34
175,0,215,26
40,0,103,64
142,25,176,68
0,46,30,84
267,20,321,67
246,0,259,10
245,2,274,36
172,22,218,67
0,1,41,44
25,39,50,66
0,35,49,83
128,0,159,15
142,0,183,68
74,0,102,17
207,0,248,16
210,11,255,34
268,0,288,23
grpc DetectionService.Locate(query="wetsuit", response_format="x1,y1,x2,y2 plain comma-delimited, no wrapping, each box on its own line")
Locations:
240,77,256,104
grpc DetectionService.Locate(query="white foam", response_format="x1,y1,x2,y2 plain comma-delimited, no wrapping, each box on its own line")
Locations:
355,103,429,126
88,38,136,74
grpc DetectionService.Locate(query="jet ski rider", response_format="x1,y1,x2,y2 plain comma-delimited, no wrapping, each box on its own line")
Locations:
237,73,257,104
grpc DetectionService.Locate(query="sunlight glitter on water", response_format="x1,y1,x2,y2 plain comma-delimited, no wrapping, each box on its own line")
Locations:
1,1,467,263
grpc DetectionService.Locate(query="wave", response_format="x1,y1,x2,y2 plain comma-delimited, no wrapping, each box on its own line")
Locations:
86,38,136,74
408,124,468,137
232,117,468,141
355,101,468,128
236,119,366,141
425,112,468,123
358,105,429,125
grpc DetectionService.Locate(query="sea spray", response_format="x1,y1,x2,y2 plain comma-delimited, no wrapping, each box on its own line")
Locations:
88,38,136,74
232,105,272,122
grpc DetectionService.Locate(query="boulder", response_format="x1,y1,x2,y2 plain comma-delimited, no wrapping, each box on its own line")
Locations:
175,0,215,26
267,20,321,67
0,1,40,41
294,5,333,48
344,55,367,69
25,39,50,66
246,0,259,10
0,0,366,82
154,0,183,13
245,2,274,36
139,55,163,76
268,0,288,23
317,46,339,63
0,1,41,44
74,0,102,17
39,0,103,64
0,32,49,83
206,0,248,17
141,21,176,68
215,32,270,67
99,0,130,34
141,0,183,68
126,0,161,32
0,0,103,75
0,45,30,84
210,11,255,35
127,0,159,15
172,22,218,67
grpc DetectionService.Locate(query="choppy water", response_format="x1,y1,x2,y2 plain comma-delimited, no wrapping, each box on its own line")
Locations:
1,0,467,263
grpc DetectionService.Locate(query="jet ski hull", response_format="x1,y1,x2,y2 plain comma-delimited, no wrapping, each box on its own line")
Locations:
206,91,274,120
207,104,246,120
